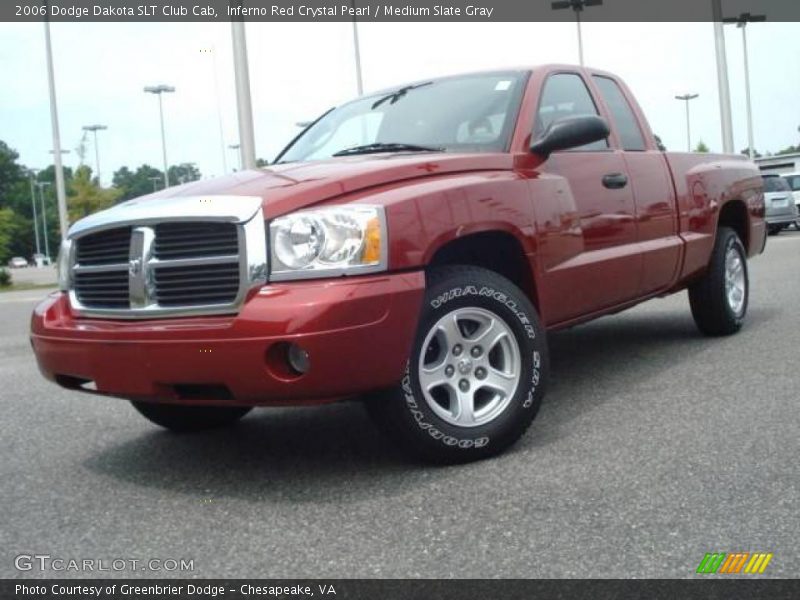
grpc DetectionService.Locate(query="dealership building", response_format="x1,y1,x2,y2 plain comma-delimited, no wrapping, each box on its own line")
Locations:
755,152,800,175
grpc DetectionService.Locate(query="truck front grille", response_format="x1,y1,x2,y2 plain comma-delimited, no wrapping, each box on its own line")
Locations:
154,263,241,306
74,270,130,309
75,227,132,266
154,222,239,259
70,220,249,318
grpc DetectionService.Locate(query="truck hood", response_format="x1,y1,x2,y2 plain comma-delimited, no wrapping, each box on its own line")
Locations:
137,153,511,219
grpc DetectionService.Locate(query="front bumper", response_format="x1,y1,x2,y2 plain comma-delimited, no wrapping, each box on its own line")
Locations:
30,272,425,406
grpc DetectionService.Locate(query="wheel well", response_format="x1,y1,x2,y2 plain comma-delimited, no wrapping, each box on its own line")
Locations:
718,200,749,248
427,231,538,308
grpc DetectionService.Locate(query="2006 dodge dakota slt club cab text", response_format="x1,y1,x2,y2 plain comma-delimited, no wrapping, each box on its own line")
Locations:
31,65,765,463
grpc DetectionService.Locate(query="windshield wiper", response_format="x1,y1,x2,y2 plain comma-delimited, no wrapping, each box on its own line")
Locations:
333,143,444,157
371,82,433,109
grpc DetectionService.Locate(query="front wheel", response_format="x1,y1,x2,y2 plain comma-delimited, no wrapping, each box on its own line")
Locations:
367,266,549,464
688,226,749,336
131,401,252,432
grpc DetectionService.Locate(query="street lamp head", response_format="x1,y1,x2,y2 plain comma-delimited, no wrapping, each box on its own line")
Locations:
82,124,108,132
144,85,176,94
675,93,699,101
551,0,602,10
723,12,767,26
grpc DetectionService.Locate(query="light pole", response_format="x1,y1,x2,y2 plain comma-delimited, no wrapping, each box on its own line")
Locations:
723,12,766,159
231,22,256,170
711,0,735,153
550,0,603,67
43,16,69,241
82,124,107,184
675,93,699,152
200,46,228,174
228,143,241,171
29,174,41,258
350,0,364,95
144,84,175,187
36,181,52,260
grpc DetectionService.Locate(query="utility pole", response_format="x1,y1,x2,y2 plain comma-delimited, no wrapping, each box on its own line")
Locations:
550,0,603,67
351,0,364,95
82,124,108,184
711,0,735,153
723,12,766,159
36,181,52,260
43,15,69,240
228,143,242,171
231,22,256,170
675,93,700,152
29,174,41,257
201,46,229,174
144,84,175,187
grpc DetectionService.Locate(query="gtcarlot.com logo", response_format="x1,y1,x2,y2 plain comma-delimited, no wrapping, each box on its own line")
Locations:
696,552,773,574
14,554,194,573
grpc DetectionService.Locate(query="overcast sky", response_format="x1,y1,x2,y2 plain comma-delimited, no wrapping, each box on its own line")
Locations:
1,20,798,185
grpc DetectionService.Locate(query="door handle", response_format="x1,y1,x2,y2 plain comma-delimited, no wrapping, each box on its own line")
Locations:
602,172,628,189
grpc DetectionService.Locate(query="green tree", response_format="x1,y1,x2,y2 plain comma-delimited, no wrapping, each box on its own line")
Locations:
168,162,201,185
740,147,762,158
694,140,710,153
776,145,800,155
0,208,16,263
112,164,164,201
68,165,121,222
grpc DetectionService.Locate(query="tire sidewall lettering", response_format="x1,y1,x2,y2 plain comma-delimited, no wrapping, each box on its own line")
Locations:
404,282,542,451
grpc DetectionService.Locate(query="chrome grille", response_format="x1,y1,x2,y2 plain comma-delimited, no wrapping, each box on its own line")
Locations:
154,263,240,306
154,222,239,260
65,195,267,319
74,270,130,309
75,227,132,265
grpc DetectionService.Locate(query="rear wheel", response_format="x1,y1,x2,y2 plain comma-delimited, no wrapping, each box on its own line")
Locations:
131,401,252,432
367,266,548,464
688,226,749,336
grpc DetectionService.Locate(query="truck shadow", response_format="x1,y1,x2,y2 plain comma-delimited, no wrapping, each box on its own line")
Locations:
83,305,776,502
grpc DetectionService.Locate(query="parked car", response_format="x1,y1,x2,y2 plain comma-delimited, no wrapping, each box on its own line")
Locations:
764,174,798,235
8,256,28,269
32,253,52,267
781,172,800,229
30,65,765,463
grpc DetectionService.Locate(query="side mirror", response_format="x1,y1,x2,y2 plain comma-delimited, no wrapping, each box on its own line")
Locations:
530,115,610,157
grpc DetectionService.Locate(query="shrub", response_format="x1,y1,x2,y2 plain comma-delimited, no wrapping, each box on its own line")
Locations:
0,268,11,287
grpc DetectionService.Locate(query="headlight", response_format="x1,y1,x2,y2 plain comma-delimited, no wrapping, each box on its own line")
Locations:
269,205,387,280
56,239,73,291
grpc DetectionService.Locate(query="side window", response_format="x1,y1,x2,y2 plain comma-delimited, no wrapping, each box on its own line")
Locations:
535,73,608,150
593,76,646,151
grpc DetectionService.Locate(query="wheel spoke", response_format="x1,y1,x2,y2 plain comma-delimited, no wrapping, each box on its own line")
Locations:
480,367,517,397
419,364,449,391
438,314,465,349
471,317,507,351
453,388,475,425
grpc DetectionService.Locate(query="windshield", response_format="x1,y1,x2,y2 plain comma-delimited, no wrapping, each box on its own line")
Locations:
764,176,791,193
276,71,528,163
783,175,800,191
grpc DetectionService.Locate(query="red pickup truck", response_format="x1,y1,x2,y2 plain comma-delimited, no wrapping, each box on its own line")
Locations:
31,65,765,463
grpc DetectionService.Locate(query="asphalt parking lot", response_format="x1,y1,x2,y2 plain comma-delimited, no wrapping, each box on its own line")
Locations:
2,230,798,579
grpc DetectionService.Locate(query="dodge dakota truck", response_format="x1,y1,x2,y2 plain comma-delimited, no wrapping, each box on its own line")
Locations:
31,65,765,463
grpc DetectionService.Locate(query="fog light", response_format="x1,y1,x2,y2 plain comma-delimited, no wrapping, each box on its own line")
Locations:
287,343,310,375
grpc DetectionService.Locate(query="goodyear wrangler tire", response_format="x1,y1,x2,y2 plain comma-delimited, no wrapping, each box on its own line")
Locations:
367,266,548,464
688,226,749,336
131,401,252,432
